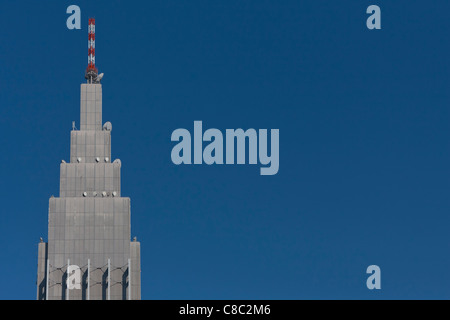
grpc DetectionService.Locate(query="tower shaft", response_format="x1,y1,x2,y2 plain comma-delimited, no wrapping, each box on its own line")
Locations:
36,19,141,300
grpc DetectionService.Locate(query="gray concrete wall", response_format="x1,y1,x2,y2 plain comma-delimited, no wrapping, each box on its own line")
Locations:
36,241,47,300
80,84,102,131
59,162,121,198
130,241,141,300
70,130,111,164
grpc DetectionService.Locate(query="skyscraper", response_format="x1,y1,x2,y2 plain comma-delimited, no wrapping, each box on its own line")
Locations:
36,19,141,300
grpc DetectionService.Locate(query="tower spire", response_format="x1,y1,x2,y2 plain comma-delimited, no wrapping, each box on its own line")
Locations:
85,18,98,83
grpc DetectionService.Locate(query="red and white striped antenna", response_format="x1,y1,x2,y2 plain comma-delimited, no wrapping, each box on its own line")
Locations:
85,18,99,82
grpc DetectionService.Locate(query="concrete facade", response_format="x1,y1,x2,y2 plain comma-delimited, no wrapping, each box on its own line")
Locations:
37,83,141,300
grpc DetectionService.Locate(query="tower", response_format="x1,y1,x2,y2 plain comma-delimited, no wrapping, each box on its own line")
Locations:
36,19,141,300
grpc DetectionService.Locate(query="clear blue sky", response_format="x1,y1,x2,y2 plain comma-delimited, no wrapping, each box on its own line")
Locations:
0,0,449,299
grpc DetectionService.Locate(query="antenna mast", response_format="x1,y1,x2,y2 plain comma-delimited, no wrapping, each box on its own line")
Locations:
85,18,98,83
